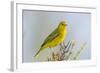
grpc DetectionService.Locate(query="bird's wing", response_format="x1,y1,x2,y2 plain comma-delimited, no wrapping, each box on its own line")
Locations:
41,28,59,47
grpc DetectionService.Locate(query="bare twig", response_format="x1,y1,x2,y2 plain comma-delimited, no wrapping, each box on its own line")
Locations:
47,40,86,61
73,42,86,60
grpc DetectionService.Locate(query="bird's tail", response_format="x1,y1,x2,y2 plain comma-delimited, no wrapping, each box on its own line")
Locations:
34,47,44,57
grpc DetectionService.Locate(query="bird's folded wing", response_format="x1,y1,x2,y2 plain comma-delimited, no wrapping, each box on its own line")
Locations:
41,28,59,47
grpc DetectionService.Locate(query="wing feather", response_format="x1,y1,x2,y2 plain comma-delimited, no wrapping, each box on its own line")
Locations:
41,28,59,47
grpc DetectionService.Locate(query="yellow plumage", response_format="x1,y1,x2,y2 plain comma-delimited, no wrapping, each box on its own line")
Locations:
35,21,67,57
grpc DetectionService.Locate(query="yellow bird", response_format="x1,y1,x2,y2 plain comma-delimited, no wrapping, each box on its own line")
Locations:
35,21,67,57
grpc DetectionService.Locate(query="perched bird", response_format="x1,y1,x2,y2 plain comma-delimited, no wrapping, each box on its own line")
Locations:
35,21,67,57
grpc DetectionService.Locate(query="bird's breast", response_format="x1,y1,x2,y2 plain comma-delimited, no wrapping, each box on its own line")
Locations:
60,29,66,41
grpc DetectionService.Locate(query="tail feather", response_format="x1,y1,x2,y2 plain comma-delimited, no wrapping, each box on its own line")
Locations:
34,47,44,57
34,49,41,57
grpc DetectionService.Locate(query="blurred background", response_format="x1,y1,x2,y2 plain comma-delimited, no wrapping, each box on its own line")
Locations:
22,10,91,62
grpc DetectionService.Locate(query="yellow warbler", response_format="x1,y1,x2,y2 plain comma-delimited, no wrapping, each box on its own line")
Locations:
35,21,67,57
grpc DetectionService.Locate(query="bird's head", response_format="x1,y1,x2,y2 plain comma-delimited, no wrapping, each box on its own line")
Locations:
58,21,67,31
